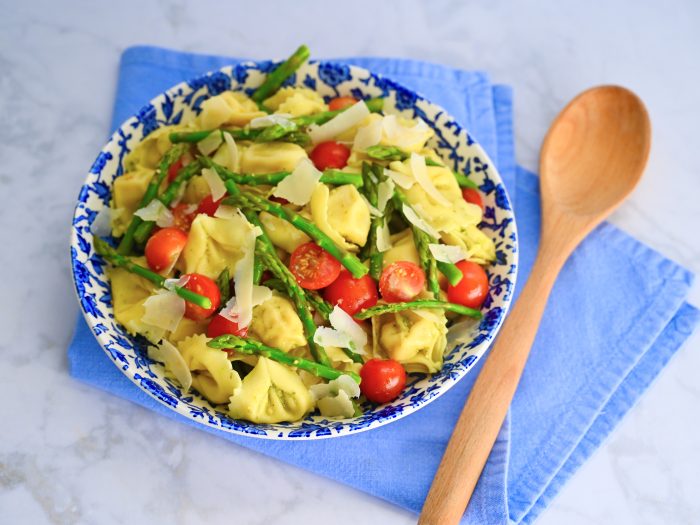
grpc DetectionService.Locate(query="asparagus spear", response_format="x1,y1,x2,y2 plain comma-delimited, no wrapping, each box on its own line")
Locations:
361,162,384,280
203,159,368,279
117,144,187,255
216,268,232,305
355,299,482,320
208,335,360,383
251,45,311,103
242,210,331,367
93,236,211,309
292,97,384,126
211,166,363,188
265,278,334,321
131,159,203,246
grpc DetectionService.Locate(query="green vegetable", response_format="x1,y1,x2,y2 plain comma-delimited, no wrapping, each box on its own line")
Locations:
117,144,187,255
211,166,362,188
208,335,360,383
264,278,333,321
355,299,482,320
292,97,384,127
216,268,231,305
361,162,384,280
252,257,265,285
93,236,211,309
251,45,311,103
436,260,464,286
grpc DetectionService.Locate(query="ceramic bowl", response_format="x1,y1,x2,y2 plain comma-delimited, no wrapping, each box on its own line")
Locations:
71,60,518,439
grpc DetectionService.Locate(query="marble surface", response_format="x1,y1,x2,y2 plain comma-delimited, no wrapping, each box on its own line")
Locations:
1,0,699,523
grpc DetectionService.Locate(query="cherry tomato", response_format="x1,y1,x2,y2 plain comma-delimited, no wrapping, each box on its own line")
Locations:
206,313,248,338
447,260,489,309
144,227,188,273
379,261,426,303
462,187,484,212
171,203,196,231
309,141,351,171
360,359,407,404
323,270,378,316
196,194,226,217
328,96,357,111
289,242,342,290
181,273,221,321
269,196,289,205
167,157,185,183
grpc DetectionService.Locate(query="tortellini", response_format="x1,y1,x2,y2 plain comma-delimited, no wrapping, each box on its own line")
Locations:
383,228,420,268
124,125,181,171
178,334,242,405
198,91,265,129
309,183,370,251
228,357,314,423
248,294,306,352
372,308,448,373
264,87,327,116
239,143,308,174
110,259,163,343
169,318,208,345
259,211,311,253
110,167,154,237
182,214,251,279
181,175,212,205
442,225,497,265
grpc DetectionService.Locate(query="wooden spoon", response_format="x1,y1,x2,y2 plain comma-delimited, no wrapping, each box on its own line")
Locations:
418,85,651,525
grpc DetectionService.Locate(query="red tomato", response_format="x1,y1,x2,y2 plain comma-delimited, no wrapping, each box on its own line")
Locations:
323,270,378,316
309,141,351,171
167,158,184,183
181,273,221,321
379,261,426,303
462,188,484,211
172,203,196,231
196,194,226,217
447,260,489,309
269,196,289,205
360,359,407,404
328,96,357,111
206,314,248,338
289,242,342,290
144,227,188,273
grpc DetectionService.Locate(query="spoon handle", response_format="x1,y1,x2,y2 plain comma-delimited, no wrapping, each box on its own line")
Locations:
418,248,566,525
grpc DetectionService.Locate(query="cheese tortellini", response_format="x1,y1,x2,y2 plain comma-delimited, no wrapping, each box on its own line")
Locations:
240,142,308,174
310,183,370,251
178,335,242,405
110,167,154,236
263,87,327,117
110,259,163,343
182,214,251,279
259,211,311,253
124,125,181,171
198,91,265,129
248,294,307,352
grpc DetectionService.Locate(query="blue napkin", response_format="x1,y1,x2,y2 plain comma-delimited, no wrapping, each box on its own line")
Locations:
69,46,699,524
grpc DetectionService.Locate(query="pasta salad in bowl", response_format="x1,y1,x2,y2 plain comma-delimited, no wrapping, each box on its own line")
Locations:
71,46,517,439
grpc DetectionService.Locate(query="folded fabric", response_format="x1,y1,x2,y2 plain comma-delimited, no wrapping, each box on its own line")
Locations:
69,46,698,524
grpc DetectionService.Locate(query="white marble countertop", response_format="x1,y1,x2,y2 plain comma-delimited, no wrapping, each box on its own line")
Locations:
1,1,699,523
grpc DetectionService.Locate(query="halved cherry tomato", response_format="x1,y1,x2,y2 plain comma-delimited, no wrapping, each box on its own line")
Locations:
447,260,489,309
167,157,185,183
328,96,357,111
144,227,188,273
181,273,221,321
172,203,196,231
462,187,484,211
289,242,342,290
309,141,351,171
379,261,426,303
323,270,378,316
206,313,248,338
196,194,226,217
360,359,406,404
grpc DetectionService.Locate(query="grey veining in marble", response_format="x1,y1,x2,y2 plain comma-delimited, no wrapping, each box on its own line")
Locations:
1,1,698,523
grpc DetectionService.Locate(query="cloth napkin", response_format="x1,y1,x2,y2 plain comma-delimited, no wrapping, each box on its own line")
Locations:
69,46,699,524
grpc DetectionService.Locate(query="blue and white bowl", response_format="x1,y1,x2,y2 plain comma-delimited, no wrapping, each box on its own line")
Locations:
71,60,518,440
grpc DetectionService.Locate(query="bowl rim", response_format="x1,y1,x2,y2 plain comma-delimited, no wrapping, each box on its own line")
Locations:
70,59,519,440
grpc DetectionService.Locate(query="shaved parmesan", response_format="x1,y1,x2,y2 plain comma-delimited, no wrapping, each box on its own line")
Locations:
376,178,395,212
403,204,440,238
148,339,192,392
197,131,223,156
384,168,414,189
163,275,190,291
213,204,239,220
249,113,294,129
220,285,272,323
376,222,392,252
142,290,185,332
428,243,468,264
410,153,451,206
314,326,351,349
202,167,227,201
230,218,264,328
271,158,322,206
309,101,370,144
91,206,113,237
329,306,367,353
353,117,383,151
134,199,174,227
223,133,239,172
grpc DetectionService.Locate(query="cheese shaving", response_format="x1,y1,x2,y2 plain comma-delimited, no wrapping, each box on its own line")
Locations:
353,117,383,151
147,339,192,393
202,167,227,201
428,243,469,264
249,113,294,129
134,199,174,228
384,168,414,189
142,290,185,332
376,222,392,253
313,326,351,349
271,158,322,206
376,178,395,212
410,153,451,206
220,285,272,323
329,306,367,354
223,133,239,172
163,275,190,291
213,204,239,220
308,101,370,144
402,204,440,238
230,218,264,328
197,131,223,156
